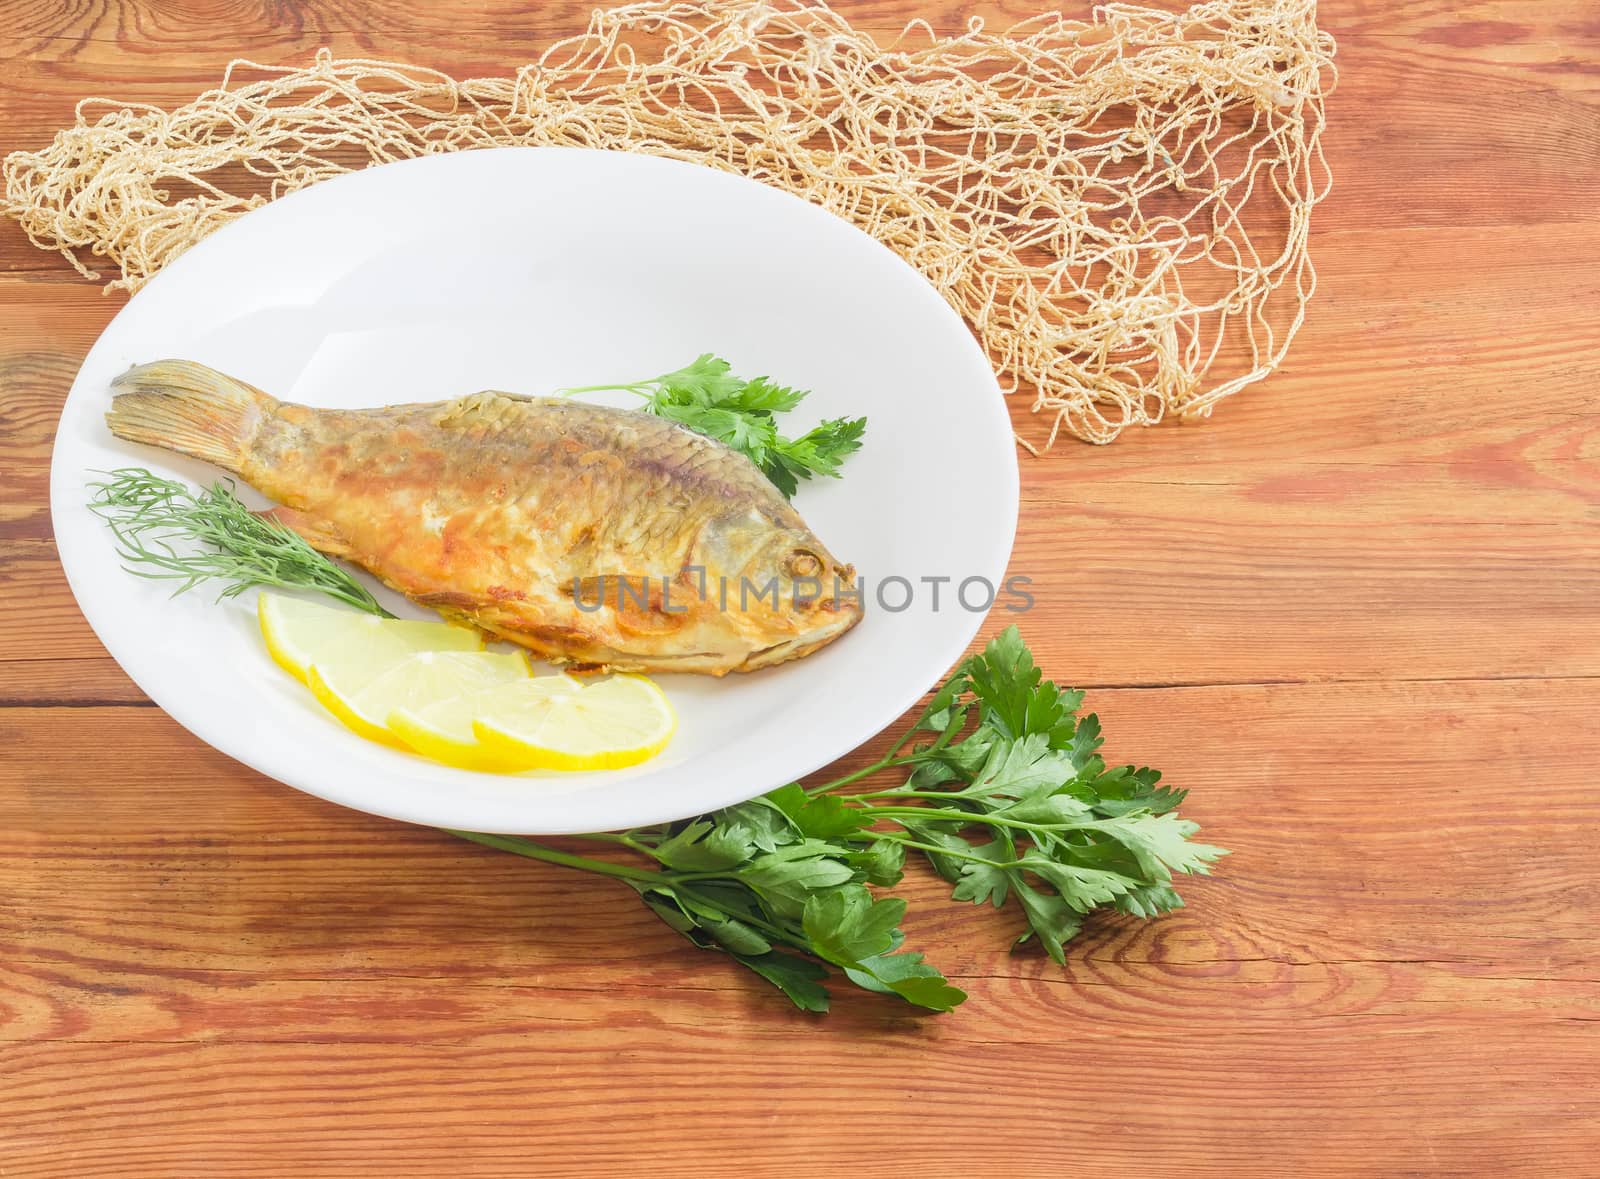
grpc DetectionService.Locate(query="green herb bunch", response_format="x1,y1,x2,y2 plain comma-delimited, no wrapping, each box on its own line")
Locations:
563,354,867,498
453,626,1226,1013
88,469,390,615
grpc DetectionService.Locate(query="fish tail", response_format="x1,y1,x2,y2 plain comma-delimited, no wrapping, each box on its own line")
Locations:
105,360,277,475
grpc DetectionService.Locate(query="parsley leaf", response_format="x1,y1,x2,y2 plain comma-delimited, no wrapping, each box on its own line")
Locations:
804,887,966,1012
737,951,832,1012
560,355,866,499
1012,882,1084,963
802,886,904,962
842,952,966,1012
650,820,756,872
740,844,858,918
766,783,872,839
642,353,746,403
721,374,808,415
763,416,868,489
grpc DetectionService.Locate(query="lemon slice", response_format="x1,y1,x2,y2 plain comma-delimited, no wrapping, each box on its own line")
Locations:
309,649,529,747
389,675,584,771
259,591,481,686
473,674,676,771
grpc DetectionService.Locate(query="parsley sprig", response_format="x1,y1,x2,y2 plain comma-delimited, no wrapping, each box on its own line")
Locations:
450,626,1227,1014
562,354,867,498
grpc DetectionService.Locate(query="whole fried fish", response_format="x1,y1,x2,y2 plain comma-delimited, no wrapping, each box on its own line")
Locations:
106,360,862,674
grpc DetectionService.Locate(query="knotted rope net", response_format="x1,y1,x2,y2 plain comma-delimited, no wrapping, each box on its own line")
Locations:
1,0,1334,446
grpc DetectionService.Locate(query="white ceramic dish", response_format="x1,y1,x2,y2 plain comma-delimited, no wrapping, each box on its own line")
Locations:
50,147,1018,834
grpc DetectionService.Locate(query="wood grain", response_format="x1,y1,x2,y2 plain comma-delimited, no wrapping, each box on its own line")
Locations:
1,681,1597,1176
2,1,1598,1175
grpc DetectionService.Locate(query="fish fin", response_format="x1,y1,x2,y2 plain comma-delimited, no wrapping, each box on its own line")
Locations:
413,590,481,609
257,507,353,559
105,360,276,475
433,391,528,430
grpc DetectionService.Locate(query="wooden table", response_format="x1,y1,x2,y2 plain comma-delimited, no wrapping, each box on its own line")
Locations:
2,3,1596,1175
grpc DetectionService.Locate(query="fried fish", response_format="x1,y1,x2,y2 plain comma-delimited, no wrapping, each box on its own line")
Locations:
106,360,863,674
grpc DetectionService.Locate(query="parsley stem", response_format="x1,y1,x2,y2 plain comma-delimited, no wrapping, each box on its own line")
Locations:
856,804,1086,835
869,830,1078,872
568,831,656,854
881,724,920,761
445,830,678,889
853,785,1029,803
866,833,1021,866
554,382,650,397
802,751,928,798
447,831,799,945
671,886,794,942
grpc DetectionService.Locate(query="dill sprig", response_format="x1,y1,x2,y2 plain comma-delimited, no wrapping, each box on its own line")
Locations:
87,468,391,616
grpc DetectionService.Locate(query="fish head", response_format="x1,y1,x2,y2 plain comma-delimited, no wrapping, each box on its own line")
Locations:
697,509,865,671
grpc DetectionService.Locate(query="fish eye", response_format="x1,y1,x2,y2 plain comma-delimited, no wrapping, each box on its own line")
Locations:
785,550,823,578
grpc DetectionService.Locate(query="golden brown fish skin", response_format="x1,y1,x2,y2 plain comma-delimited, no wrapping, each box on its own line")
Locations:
106,361,863,674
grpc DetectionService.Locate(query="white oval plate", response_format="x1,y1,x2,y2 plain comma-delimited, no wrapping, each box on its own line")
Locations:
50,148,1017,834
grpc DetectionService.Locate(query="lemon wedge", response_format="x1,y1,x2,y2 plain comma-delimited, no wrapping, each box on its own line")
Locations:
473,675,676,771
259,591,481,686
389,675,583,771
309,649,530,747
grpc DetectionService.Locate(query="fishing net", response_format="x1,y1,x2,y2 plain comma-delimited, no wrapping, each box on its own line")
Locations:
1,0,1334,446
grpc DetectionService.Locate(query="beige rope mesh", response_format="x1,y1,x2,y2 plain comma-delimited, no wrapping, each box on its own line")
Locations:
1,0,1334,446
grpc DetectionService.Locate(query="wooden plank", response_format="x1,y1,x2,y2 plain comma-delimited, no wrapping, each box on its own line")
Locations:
1,679,1598,1173
0,1025,1596,1177
3,1,1599,279
3,678,1597,1010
